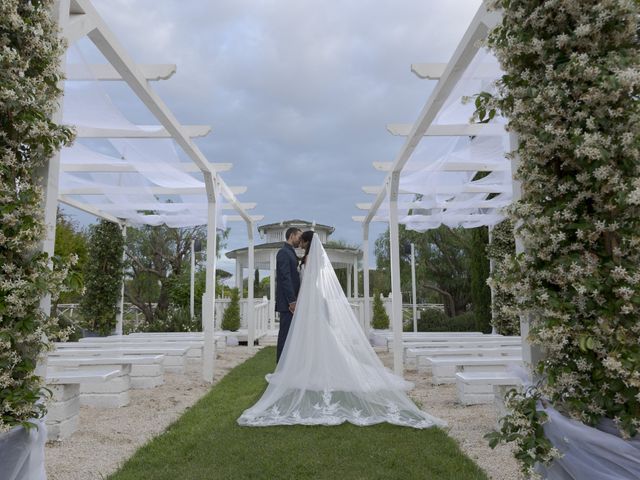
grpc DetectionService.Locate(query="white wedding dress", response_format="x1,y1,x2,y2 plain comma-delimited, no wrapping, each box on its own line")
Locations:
237,236,445,429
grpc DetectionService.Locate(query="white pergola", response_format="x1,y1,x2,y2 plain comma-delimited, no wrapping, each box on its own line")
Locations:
354,2,537,376
45,0,264,383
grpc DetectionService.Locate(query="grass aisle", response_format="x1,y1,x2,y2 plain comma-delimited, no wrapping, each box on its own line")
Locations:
108,347,488,480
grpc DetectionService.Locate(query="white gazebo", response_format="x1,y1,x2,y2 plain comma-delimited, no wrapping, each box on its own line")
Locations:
226,220,363,330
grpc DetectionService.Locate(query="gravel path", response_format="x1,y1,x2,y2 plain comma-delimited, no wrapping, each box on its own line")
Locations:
46,345,522,480
377,349,523,480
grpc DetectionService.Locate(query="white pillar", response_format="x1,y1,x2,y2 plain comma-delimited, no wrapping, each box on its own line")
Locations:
190,239,195,320
362,225,371,330
388,173,404,375
269,250,276,331
202,192,218,383
247,222,255,349
235,259,243,298
488,226,497,335
508,133,542,374
353,257,359,298
410,243,417,333
38,0,70,317
115,225,127,335
346,266,352,299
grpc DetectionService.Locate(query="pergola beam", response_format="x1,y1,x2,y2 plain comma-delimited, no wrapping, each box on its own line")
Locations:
373,160,509,172
60,162,232,173
356,200,507,210
63,12,97,44
411,63,447,79
93,202,257,212
226,215,265,222
66,63,177,81
59,195,123,224
60,186,247,195
75,125,211,138
386,123,505,137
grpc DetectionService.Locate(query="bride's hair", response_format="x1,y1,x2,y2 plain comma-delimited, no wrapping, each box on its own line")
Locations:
299,230,314,266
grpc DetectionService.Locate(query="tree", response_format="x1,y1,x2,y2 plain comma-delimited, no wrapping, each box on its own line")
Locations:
221,288,240,331
80,220,124,335
371,292,390,329
125,224,228,325
54,210,87,304
469,227,492,333
375,224,473,316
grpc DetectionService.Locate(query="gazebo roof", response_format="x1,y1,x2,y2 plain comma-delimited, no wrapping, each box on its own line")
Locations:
258,219,335,234
225,241,360,260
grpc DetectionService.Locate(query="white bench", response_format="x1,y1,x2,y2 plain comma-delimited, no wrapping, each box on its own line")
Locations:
455,371,523,405
76,338,203,362
405,338,521,360
428,356,523,384
50,345,190,373
45,369,120,441
407,346,522,370
48,355,165,389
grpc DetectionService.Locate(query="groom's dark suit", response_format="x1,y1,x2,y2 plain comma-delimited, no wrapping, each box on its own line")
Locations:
275,242,301,363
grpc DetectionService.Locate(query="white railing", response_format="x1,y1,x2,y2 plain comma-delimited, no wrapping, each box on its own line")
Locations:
254,298,270,336
214,298,266,330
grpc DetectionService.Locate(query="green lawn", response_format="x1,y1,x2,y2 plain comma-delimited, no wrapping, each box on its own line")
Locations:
108,347,488,480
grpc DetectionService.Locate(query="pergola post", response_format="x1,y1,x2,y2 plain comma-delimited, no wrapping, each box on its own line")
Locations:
346,266,352,298
388,173,404,375
269,251,276,331
115,224,127,335
190,238,195,319
202,190,218,383
488,226,497,335
246,222,255,349
39,0,70,317
509,133,543,376
410,243,417,333
362,224,371,330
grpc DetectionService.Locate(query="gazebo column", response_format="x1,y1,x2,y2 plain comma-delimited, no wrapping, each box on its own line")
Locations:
115,224,127,335
362,224,371,330
235,258,243,299
269,250,276,331
246,223,255,349
388,173,404,375
202,191,218,383
353,257,359,298
346,265,352,298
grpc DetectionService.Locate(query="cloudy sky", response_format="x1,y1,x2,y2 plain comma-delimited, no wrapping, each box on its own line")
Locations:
64,0,483,272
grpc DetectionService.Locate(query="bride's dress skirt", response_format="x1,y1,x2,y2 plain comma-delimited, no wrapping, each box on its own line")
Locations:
237,241,445,429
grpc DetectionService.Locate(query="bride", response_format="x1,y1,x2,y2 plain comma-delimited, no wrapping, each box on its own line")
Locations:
237,231,445,429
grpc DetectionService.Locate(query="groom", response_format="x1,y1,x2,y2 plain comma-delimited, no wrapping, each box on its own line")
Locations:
275,227,302,364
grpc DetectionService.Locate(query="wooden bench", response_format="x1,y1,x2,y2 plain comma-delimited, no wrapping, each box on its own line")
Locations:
427,356,523,384
48,355,165,389
45,369,120,441
404,338,521,365
76,338,203,362
455,371,523,405
51,345,190,374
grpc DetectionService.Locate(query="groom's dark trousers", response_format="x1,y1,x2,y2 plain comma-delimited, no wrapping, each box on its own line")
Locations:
275,242,300,364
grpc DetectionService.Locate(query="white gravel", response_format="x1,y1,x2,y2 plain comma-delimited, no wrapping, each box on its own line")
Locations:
46,344,522,480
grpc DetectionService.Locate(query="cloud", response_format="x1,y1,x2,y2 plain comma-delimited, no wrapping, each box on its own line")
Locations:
68,0,483,272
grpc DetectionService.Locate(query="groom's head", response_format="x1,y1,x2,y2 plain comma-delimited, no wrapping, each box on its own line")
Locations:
285,227,302,247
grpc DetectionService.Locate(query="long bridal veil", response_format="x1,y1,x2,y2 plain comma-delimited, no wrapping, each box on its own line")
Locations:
237,235,445,428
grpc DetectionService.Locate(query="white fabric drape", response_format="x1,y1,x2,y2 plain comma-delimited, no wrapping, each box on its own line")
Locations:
238,236,445,428
0,421,47,480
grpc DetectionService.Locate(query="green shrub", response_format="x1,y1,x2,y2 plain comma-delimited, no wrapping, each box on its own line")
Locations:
221,288,241,331
139,306,201,333
80,220,124,336
371,293,389,329
416,308,477,332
